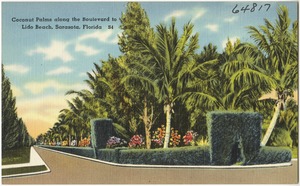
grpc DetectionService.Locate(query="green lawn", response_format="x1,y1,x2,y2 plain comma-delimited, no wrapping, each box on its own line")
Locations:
2,165,47,176
2,147,31,165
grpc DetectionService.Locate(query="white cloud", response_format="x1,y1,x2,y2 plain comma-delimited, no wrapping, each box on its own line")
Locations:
27,40,74,62
75,43,100,56
78,30,114,43
224,16,238,23
27,30,117,62
24,79,87,95
46,66,73,76
16,94,76,138
111,35,120,44
111,31,122,44
191,8,207,22
205,24,219,32
111,37,118,44
79,72,87,77
164,10,187,21
11,85,23,97
4,64,29,74
222,36,240,49
164,8,207,22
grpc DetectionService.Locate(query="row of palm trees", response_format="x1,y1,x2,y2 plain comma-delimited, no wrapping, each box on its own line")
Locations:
36,4,298,149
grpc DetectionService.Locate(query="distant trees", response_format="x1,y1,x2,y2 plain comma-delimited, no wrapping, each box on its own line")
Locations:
2,65,35,150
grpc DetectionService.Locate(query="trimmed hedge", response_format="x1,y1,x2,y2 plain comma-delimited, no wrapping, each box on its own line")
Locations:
40,145,291,166
90,118,116,149
118,146,210,165
207,111,262,165
97,148,124,163
248,146,292,165
41,145,94,158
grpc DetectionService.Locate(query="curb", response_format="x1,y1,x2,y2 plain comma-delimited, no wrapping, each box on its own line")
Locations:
37,146,294,169
2,146,51,178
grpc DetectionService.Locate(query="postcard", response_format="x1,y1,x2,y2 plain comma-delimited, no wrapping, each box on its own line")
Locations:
2,1,298,184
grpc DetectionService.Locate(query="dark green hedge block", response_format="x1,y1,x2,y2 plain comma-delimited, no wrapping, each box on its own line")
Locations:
97,147,126,163
41,145,291,166
118,146,210,165
207,111,262,165
248,146,292,165
97,148,118,163
90,118,116,149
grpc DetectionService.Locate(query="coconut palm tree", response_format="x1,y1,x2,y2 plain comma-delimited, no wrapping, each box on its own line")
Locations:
67,58,136,140
240,5,298,146
134,18,220,148
45,128,55,145
222,51,278,110
118,2,158,148
65,97,92,142
58,110,77,146
121,55,161,149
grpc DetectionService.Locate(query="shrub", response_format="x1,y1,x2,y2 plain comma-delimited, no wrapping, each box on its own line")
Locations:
270,128,293,147
195,136,209,146
207,111,262,165
78,137,91,147
169,128,181,147
151,125,166,148
248,146,292,165
128,135,145,148
151,126,182,148
61,140,68,146
118,146,210,165
106,136,127,148
183,130,198,146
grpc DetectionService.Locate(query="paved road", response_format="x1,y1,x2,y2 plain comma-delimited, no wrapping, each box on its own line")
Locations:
2,147,298,184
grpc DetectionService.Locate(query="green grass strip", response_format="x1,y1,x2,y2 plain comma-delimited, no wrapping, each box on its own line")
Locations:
2,165,47,176
2,147,31,165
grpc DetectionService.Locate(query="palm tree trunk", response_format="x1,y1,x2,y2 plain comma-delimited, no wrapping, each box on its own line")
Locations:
143,97,151,149
142,96,153,149
260,101,282,146
75,133,78,146
145,127,151,149
68,134,71,146
163,104,172,148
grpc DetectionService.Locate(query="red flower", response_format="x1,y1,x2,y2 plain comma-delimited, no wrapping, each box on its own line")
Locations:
183,131,194,145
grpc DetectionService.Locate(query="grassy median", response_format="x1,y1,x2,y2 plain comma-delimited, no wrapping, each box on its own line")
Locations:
2,147,31,165
2,165,47,176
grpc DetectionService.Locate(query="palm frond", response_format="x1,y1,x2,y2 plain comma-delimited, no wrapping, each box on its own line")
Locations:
230,68,278,93
247,26,270,53
178,91,223,110
121,74,158,96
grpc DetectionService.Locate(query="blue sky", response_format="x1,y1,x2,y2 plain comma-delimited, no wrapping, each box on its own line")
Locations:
2,1,298,138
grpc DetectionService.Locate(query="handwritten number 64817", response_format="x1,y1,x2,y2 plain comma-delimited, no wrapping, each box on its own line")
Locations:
232,3,271,14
